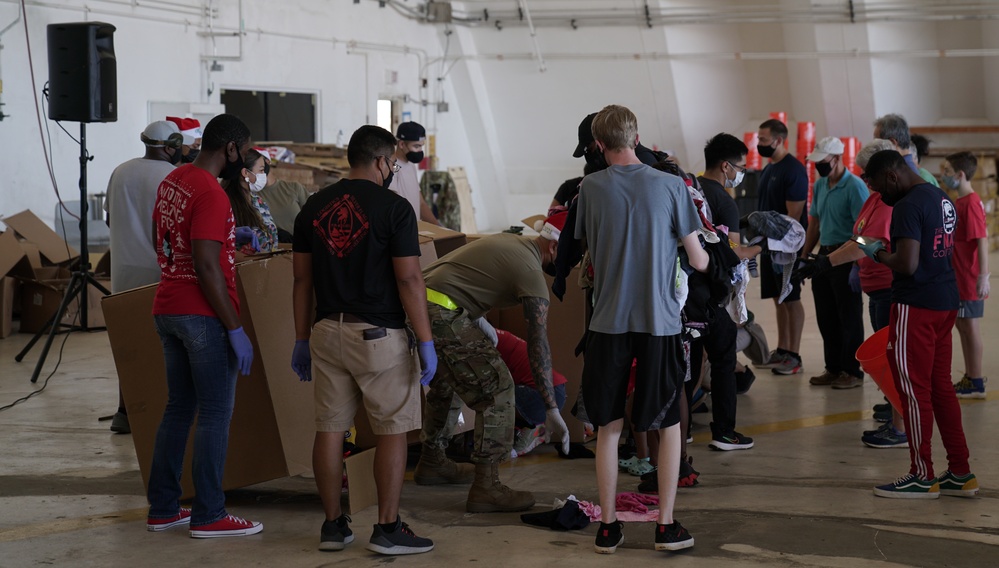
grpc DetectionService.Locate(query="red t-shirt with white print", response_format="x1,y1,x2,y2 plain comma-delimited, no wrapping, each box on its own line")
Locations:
152,164,239,317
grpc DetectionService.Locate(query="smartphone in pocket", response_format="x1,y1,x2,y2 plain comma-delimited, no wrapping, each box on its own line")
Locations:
362,327,387,340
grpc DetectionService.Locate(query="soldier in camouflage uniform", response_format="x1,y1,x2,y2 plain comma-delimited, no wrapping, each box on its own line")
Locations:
420,170,461,231
416,215,571,513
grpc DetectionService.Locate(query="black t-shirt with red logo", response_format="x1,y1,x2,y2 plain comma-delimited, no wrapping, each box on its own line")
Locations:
293,178,420,328
889,183,959,311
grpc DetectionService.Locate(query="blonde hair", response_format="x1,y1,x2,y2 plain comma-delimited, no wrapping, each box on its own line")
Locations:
856,138,895,171
591,105,638,152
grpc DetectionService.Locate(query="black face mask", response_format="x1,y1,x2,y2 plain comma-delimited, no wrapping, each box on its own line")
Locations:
220,144,244,180
757,144,776,158
815,161,833,178
380,158,395,189
167,147,183,166
584,148,608,171
406,151,424,164
182,148,200,164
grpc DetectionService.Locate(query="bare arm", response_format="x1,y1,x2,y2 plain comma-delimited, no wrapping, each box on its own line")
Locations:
876,237,919,276
786,200,805,223
827,240,866,267
192,239,241,330
680,231,709,273
392,256,432,342
800,216,820,258
292,252,314,341
522,296,557,409
978,237,990,279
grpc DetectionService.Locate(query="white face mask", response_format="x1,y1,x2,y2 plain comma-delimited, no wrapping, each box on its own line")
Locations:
248,172,267,192
726,168,745,189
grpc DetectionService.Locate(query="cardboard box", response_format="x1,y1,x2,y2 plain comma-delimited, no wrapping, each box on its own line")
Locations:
487,268,589,443
418,235,438,269
1,210,79,265
971,179,998,199
0,277,15,338
344,449,378,514
417,221,466,259
104,255,309,498
18,269,110,333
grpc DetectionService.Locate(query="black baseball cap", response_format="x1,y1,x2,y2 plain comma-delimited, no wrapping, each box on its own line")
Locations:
572,113,598,158
397,121,426,141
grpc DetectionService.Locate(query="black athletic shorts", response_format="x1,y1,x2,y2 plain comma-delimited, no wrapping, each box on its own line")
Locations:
581,331,684,432
760,254,802,302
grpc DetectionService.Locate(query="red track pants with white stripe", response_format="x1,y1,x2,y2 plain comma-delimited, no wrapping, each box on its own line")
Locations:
887,303,970,480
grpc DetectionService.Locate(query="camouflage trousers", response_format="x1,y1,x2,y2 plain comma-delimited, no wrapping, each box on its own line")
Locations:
421,303,515,464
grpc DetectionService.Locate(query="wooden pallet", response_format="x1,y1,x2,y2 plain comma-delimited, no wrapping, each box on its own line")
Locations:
447,166,478,234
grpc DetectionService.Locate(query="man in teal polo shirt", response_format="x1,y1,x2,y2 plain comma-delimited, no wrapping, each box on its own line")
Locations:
799,136,870,389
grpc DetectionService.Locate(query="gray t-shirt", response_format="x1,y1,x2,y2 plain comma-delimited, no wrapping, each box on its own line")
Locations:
575,164,701,336
105,157,176,293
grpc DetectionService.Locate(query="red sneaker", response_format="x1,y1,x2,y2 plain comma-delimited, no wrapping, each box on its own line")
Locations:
147,508,192,532
189,514,263,538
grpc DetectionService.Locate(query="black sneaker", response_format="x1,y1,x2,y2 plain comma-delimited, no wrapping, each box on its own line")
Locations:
872,402,891,413
366,518,434,555
709,431,754,451
594,520,624,554
735,368,756,394
654,520,694,551
678,457,699,487
319,514,353,551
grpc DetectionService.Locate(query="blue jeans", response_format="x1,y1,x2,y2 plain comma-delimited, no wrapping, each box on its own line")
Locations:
514,383,567,427
148,315,237,527
867,288,892,331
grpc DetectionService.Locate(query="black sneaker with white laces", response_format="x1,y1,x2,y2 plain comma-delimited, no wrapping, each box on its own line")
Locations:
709,430,754,451
319,514,353,551
655,520,694,551
594,520,624,554
366,517,434,555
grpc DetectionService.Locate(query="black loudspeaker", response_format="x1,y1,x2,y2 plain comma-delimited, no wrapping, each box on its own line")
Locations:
47,22,117,123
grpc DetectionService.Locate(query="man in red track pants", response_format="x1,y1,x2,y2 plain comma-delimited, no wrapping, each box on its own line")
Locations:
859,150,978,499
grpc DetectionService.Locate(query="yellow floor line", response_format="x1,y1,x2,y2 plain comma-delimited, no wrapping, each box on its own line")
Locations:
0,507,148,543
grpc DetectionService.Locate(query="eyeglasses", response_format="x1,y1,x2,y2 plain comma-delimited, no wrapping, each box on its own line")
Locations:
727,161,747,172
381,155,401,173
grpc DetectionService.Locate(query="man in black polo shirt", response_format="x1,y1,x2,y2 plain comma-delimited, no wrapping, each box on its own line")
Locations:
292,125,437,555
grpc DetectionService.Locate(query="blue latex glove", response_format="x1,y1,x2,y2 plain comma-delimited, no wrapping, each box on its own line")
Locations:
417,340,438,386
291,339,312,382
848,264,861,293
857,238,885,261
234,226,260,252
227,326,254,376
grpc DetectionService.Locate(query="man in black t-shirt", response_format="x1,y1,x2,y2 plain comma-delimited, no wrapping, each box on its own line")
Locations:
754,119,808,375
291,125,436,555
692,134,763,451
860,150,976,499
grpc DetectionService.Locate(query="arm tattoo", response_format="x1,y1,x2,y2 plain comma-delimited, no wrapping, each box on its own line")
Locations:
522,296,557,409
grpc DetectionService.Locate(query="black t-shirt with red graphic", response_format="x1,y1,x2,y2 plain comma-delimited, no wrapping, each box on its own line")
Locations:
889,183,959,311
293,178,420,328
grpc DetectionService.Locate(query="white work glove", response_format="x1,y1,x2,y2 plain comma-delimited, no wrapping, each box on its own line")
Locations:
978,272,991,300
473,317,498,346
545,408,570,455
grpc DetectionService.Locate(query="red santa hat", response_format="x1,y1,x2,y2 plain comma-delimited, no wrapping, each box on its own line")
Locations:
165,116,203,145
535,210,568,241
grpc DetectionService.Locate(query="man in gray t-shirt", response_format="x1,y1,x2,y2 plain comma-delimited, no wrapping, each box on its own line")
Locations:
574,105,707,555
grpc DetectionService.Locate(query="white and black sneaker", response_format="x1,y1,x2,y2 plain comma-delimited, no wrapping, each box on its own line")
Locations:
594,520,624,554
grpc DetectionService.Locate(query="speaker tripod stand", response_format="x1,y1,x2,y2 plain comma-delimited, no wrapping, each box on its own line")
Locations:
16,123,111,383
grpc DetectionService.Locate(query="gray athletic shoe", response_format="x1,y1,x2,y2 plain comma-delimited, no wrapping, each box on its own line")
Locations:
366,518,434,555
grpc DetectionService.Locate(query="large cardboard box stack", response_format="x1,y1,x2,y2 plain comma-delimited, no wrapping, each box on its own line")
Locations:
0,210,100,337
417,221,466,259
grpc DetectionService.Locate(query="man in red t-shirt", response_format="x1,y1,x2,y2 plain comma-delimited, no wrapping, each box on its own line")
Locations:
942,152,990,398
494,329,568,456
147,114,263,538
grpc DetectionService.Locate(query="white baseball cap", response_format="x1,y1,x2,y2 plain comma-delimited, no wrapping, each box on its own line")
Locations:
807,136,845,162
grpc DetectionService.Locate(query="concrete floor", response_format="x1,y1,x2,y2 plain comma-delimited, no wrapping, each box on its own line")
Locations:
1,259,998,568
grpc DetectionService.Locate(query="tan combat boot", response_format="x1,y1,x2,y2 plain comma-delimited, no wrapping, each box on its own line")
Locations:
414,445,475,486
466,463,536,513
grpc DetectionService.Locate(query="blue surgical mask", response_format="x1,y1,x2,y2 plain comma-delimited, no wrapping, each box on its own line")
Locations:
941,174,960,189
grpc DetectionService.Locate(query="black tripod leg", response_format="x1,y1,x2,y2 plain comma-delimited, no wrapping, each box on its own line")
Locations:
14,311,62,363
27,273,84,384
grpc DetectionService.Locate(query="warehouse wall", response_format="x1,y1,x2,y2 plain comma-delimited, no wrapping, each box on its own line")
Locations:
3,1,999,234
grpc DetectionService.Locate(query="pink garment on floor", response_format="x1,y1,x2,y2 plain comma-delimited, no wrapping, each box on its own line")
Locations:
576,492,661,523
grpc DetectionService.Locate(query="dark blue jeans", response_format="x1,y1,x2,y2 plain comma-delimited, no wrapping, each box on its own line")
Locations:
514,383,567,427
867,288,892,331
148,314,237,527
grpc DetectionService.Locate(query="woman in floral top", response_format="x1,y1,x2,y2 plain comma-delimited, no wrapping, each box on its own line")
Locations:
222,148,279,254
